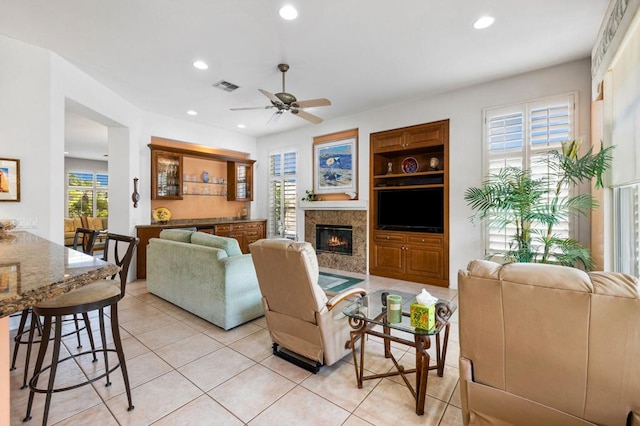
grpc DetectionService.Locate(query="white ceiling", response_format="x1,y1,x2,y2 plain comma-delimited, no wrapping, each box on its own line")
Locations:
0,0,610,160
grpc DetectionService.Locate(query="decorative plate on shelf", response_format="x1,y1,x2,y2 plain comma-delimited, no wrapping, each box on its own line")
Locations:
401,157,419,174
152,207,172,223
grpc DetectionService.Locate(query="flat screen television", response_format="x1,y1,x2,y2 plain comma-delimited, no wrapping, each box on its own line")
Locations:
377,188,444,233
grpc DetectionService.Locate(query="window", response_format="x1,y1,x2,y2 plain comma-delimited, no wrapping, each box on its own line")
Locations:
483,93,575,255
614,183,640,276
67,171,108,218
268,150,297,239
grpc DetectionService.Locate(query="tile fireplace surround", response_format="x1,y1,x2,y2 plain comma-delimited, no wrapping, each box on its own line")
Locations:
303,203,367,274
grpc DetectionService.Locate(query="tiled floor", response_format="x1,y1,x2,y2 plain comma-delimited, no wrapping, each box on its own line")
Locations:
8,269,462,425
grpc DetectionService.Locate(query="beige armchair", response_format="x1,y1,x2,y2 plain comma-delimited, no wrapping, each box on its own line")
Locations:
458,260,640,426
249,239,366,372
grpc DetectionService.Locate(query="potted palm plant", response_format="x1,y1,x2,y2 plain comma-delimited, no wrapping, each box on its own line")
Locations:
464,138,614,270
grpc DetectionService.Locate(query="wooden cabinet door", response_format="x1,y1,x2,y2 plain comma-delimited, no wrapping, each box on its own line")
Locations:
404,122,445,149
371,241,404,274
405,245,443,279
371,130,404,153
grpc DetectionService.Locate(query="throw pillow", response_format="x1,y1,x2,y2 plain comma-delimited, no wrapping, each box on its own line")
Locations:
191,232,242,257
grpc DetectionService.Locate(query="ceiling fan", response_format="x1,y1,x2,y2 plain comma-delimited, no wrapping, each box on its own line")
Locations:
231,63,331,125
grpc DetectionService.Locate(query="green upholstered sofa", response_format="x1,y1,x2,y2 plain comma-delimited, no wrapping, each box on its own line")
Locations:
146,229,263,330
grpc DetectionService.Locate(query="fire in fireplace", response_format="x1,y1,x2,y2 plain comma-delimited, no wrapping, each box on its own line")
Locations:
315,224,353,255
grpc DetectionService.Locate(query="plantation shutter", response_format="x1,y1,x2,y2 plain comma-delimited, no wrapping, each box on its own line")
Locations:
268,150,297,238
484,93,574,255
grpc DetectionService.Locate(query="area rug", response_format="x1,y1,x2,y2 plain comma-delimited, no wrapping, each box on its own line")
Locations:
318,272,364,293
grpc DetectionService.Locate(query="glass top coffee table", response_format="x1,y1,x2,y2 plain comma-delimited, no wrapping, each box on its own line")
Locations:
342,289,456,415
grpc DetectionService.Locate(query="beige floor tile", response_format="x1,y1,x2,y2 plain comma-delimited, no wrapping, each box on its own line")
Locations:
153,394,244,426
11,379,103,425
119,311,178,335
203,322,263,345
106,370,203,425
208,364,296,423
354,379,447,426
154,332,223,368
342,414,375,425
53,403,119,425
178,347,255,392
228,328,273,362
439,404,464,425
301,359,380,412
116,295,148,311
250,315,268,329
117,303,164,323
135,321,198,350
249,386,350,426
259,354,313,383
449,380,462,408
90,350,173,401
387,352,459,403
344,339,407,375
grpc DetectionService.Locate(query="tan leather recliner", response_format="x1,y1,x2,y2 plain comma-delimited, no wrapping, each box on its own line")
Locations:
249,238,366,372
458,260,640,426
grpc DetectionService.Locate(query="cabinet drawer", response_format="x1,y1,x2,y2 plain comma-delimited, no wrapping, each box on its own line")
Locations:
407,234,443,246
374,232,405,244
245,222,262,230
246,230,260,238
231,224,245,231
215,224,231,233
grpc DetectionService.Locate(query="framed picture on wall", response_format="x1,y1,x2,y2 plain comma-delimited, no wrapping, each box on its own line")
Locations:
313,129,358,196
0,158,20,202
0,263,20,299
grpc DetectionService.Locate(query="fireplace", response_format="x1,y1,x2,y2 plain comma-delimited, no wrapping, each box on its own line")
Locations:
305,209,366,274
316,224,353,255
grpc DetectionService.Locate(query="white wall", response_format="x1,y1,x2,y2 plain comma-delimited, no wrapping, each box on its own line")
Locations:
0,35,257,279
254,58,593,288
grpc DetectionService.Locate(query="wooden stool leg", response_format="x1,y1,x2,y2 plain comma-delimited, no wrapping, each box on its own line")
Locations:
98,308,111,386
23,314,53,422
41,315,64,425
73,314,82,348
82,312,98,362
21,313,39,389
10,309,29,371
110,304,134,411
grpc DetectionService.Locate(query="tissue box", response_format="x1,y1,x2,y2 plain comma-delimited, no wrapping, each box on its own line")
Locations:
410,303,435,330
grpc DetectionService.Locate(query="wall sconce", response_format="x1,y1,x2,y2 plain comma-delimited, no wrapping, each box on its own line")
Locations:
131,177,140,208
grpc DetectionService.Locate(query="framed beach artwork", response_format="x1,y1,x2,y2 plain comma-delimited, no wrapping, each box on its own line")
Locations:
0,158,20,202
313,129,358,197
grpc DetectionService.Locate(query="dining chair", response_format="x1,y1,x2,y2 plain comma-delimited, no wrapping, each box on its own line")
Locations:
23,232,139,424
10,227,100,390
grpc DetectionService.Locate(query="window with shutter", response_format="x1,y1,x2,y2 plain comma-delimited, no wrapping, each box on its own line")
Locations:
614,184,640,276
268,150,297,239
67,171,108,218
483,93,575,256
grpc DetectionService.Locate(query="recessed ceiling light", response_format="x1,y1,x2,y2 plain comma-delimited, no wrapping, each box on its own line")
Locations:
187,110,198,116
279,5,298,20
237,124,246,128
473,16,495,29
193,60,209,70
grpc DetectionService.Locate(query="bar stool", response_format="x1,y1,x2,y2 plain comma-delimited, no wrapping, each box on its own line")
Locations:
23,233,139,424
10,227,100,389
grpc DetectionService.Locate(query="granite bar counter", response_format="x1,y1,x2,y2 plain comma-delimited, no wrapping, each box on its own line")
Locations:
0,231,119,425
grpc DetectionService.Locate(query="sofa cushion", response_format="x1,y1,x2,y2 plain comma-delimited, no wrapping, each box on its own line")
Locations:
159,229,195,243
87,217,104,230
190,231,242,256
64,218,76,233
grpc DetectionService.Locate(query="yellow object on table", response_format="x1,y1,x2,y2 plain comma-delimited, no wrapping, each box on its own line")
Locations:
410,302,435,330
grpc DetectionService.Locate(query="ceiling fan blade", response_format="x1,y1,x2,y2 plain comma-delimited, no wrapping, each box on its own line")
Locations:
266,110,283,125
291,98,332,108
259,89,282,105
292,109,323,124
230,106,273,111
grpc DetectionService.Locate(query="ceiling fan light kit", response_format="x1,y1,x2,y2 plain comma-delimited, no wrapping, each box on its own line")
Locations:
231,63,331,125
